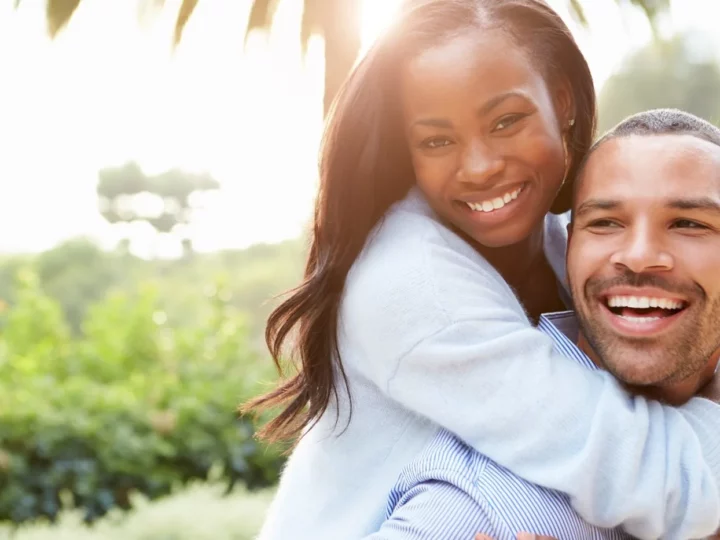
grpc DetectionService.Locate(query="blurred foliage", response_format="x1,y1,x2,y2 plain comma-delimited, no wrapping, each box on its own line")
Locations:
598,33,720,132
97,163,219,255
0,484,273,540
568,0,669,29
0,237,305,348
0,237,306,525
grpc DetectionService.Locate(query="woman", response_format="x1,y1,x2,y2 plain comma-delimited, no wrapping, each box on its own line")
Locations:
245,0,720,538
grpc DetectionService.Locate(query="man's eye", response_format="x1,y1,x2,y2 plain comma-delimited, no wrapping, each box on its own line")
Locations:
671,219,709,230
492,113,526,133
421,137,453,149
587,219,620,228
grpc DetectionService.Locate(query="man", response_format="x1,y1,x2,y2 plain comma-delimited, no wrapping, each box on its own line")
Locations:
365,109,720,539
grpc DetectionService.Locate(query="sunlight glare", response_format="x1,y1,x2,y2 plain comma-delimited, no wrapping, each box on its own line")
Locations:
361,0,403,53
1,0,697,257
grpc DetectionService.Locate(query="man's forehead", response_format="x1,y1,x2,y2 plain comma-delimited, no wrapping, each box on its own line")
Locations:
578,134,720,201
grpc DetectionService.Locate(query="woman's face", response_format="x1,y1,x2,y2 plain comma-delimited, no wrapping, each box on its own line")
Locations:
401,29,573,248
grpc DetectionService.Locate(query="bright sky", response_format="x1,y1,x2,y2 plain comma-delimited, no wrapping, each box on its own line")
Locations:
0,0,719,257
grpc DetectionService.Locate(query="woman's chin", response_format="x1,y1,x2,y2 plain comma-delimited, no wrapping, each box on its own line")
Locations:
466,221,538,250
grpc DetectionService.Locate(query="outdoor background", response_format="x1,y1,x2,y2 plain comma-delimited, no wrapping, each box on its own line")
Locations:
1,0,720,538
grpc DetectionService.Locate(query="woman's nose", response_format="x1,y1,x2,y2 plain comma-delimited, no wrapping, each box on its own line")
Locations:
460,141,505,186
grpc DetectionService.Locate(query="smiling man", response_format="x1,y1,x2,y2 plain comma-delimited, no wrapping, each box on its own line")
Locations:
364,109,720,540
569,114,720,407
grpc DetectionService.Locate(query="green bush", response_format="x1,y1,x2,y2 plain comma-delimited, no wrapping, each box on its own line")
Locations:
0,483,274,540
0,270,283,525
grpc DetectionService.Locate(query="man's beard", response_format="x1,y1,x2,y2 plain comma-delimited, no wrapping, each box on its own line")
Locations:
572,270,720,387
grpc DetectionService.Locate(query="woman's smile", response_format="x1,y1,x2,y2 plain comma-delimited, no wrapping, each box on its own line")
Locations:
454,181,531,227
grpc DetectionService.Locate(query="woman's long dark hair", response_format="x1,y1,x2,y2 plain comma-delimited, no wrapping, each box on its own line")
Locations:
243,0,597,443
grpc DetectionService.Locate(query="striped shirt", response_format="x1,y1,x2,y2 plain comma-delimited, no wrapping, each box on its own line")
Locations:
365,312,634,540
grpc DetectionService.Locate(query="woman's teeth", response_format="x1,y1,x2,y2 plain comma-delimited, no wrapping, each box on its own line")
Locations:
466,186,523,213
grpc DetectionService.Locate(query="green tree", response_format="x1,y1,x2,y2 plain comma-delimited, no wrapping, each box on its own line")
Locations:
598,33,720,133
18,0,669,116
97,162,219,256
35,238,124,333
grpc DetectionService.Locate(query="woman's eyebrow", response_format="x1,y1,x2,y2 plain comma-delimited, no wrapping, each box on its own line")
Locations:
411,91,528,129
412,117,453,129
477,90,527,116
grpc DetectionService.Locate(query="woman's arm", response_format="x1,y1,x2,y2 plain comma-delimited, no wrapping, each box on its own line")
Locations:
384,318,720,539
342,226,720,539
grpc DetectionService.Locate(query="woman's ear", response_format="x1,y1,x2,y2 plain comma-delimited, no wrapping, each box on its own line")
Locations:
554,79,575,131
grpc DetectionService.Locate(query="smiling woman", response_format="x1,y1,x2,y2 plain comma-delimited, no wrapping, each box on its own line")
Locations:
243,1,720,540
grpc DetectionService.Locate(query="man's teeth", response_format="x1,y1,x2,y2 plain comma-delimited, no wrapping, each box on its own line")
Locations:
466,187,523,212
618,315,663,323
606,295,684,310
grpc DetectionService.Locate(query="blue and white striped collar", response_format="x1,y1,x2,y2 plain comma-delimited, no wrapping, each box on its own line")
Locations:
537,311,599,372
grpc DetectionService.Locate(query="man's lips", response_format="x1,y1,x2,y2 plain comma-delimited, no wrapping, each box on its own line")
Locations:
594,286,690,338
599,303,686,338
599,286,688,305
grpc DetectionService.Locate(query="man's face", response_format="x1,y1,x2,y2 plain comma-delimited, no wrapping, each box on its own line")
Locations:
567,134,720,393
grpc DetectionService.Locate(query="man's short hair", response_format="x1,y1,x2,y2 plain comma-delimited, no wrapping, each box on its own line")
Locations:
572,109,720,205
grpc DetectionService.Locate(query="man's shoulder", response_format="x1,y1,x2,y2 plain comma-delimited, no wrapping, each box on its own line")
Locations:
388,429,492,516
394,429,490,492
390,429,633,539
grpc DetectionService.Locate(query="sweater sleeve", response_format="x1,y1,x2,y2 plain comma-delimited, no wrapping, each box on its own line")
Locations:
386,320,720,540
340,224,720,540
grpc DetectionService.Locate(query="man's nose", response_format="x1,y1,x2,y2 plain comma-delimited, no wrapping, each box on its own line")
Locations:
460,140,505,186
609,226,674,273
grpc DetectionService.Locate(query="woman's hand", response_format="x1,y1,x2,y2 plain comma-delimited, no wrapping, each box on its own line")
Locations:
475,533,558,540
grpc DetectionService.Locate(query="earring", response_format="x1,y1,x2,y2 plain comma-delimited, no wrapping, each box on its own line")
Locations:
561,135,571,185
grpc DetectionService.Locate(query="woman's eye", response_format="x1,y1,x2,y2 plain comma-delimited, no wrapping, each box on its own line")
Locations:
492,114,525,132
421,137,453,149
671,219,709,230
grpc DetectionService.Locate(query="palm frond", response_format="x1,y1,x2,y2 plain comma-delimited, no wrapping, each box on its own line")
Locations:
41,0,82,37
174,0,199,44
300,0,325,51
627,0,670,34
567,0,588,26
246,0,278,34
628,0,670,20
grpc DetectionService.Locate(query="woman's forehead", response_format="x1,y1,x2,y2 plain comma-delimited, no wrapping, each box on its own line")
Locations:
404,31,543,91
400,31,550,119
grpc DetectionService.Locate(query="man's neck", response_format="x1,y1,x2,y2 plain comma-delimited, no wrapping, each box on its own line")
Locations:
576,333,720,405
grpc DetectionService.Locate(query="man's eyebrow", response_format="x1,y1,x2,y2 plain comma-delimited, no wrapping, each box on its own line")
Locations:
574,199,620,218
666,197,720,214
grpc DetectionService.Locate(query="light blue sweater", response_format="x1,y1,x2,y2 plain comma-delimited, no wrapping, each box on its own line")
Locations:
257,188,720,540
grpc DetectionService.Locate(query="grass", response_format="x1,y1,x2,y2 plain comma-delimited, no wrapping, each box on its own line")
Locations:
0,483,274,540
